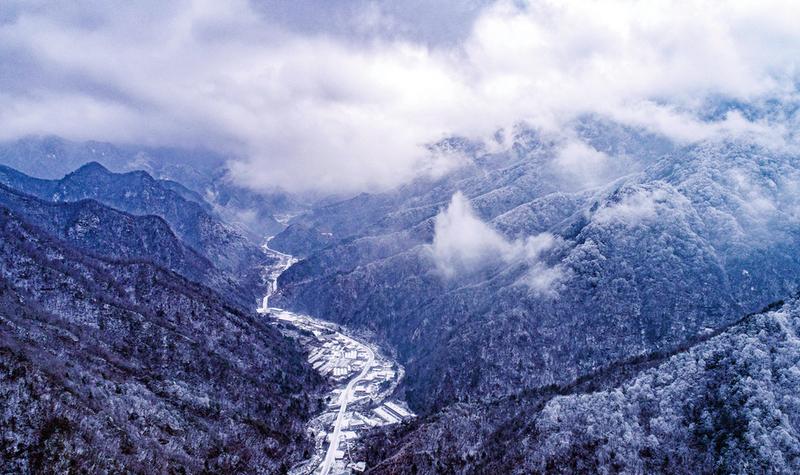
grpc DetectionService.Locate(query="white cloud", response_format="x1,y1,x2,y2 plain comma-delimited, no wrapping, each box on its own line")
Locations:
0,0,799,192
594,188,668,225
551,141,614,189
429,191,512,277
524,262,564,296
429,192,563,294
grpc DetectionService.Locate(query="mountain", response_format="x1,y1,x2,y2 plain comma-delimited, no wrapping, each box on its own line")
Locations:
0,183,210,278
268,223,336,256
0,162,272,307
0,182,263,306
0,136,301,238
272,123,800,428
4,118,799,472
358,295,800,474
0,136,145,180
0,204,324,473
200,167,303,241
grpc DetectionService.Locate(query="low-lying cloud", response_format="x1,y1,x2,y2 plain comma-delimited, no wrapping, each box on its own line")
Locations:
429,192,563,294
1,1,799,193
594,188,669,226
551,141,616,190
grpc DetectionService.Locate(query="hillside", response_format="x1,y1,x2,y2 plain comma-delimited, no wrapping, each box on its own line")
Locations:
0,136,296,237
274,125,800,415
359,296,800,473
0,163,273,308
0,204,324,473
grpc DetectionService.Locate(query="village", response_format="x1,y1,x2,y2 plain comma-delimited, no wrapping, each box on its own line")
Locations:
267,309,414,475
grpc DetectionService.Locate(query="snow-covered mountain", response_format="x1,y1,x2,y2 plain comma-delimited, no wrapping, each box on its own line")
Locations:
0,136,302,239
0,162,276,307
268,118,800,470
359,294,800,473
3,115,800,472
0,200,323,473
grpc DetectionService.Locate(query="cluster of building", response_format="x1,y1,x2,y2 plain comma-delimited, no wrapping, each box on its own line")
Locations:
269,310,415,475
308,337,369,381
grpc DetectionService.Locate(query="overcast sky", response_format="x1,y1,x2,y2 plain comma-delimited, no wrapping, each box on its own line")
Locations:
1,0,799,193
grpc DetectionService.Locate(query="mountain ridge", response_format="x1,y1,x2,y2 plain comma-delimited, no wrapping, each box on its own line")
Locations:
0,162,274,308
359,294,800,473
0,202,324,473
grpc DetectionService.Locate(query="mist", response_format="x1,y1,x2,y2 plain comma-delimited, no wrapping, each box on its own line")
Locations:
429,192,563,293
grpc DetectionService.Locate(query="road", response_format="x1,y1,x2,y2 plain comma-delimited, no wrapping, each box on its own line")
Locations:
319,339,375,475
261,239,412,474
261,238,373,473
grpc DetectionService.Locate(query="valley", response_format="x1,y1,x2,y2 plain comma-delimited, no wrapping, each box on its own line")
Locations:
3,1,800,471
259,246,414,475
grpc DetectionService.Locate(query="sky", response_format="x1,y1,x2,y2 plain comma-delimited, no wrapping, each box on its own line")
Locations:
1,0,799,193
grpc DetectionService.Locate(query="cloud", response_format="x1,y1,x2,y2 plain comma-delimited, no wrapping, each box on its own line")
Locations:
429,192,563,294
594,188,668,226
551,141,614,189
429,191,514,276
0,0,799,193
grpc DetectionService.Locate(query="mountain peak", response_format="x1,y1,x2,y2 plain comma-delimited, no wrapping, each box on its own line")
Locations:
73,161,111,175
